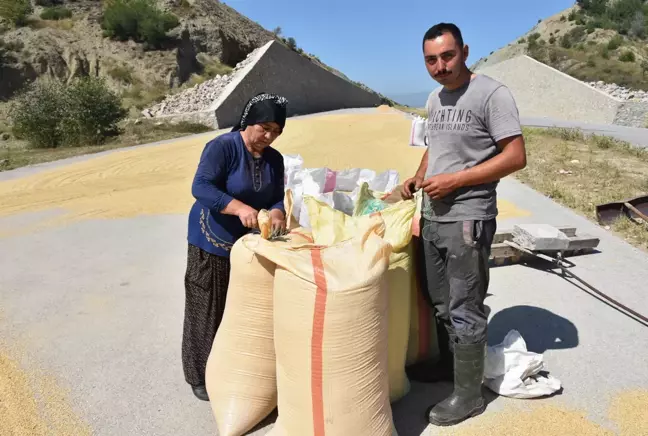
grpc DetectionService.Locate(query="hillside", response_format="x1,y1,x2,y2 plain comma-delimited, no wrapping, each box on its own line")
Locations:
473,1,648,94
0,0,382,118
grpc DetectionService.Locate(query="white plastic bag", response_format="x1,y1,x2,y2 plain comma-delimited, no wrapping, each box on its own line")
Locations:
370,170,400,193
282,154,401,228
484,330,562,399
284,154,304,187
409,117,427,148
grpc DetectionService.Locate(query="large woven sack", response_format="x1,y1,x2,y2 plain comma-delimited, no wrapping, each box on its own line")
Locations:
248,217,397,436
304,195,416,403
405,236,439,366
377,187,439,366
205,229,313,436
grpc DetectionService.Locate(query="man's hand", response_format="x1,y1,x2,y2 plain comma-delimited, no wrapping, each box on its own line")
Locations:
401,175,424,199
269,208,286,233
421,173,461,200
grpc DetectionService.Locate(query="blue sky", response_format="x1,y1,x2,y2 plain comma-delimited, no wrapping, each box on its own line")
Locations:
222,0,575,98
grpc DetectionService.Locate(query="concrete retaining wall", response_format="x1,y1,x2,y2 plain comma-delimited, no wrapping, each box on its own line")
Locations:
210,40,383,129
476,55,622,125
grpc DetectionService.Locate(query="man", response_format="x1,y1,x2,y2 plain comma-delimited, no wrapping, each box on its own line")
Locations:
402,23,527,426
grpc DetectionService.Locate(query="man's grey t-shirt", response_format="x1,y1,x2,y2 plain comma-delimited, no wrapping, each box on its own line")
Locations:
422,74,522,222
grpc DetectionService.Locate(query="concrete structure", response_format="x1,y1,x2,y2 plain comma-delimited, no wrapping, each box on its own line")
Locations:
158,40,384,128
476,55,648,128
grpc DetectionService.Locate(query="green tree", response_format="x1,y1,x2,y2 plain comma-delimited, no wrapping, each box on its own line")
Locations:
11,77,127,148
286,37,297,50
62,77,127,146
11,80,67,148
0,0,33,27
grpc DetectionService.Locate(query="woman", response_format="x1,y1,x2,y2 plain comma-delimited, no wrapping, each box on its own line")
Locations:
182,92,289,401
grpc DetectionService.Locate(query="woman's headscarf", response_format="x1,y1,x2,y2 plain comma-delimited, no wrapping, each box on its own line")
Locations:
231,92,289,132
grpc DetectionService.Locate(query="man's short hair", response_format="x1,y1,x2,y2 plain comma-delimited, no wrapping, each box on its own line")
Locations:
422,23,464,50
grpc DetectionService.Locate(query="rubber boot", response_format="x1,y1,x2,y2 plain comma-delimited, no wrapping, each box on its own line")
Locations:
426,341,486,426
406,321,455,383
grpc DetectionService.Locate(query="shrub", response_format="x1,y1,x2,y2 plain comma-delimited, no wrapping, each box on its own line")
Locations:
41,6,72,20
35,0,64,6
11,77,127,148
599,45,610,58
11,80,67,148
108,65,134,83
102,0,180,48
641,60,648,77
0,0,33,27
560,34,572,49
607,35,623,50
619,50,636,62
569,26,586,42
549,49,559,63
549,35,556,44
61,77,127,146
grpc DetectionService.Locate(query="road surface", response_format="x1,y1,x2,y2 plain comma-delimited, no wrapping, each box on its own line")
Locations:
1,109,647,435
521,116,648,149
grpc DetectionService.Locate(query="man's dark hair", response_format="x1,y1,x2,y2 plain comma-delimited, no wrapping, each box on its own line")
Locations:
422,23,464,50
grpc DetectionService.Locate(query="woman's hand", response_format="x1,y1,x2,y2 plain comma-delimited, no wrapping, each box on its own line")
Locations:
269,209,286,234
237,204,259,228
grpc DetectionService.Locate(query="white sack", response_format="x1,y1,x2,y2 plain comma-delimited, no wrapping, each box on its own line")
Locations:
282,155,400,227
484,329,562,399
409,117,427,148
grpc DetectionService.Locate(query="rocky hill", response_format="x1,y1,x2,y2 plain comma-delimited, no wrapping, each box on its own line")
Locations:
0,0,381,117
473,1,648,93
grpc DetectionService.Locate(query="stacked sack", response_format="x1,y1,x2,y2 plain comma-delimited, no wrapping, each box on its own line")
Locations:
204,172,439,436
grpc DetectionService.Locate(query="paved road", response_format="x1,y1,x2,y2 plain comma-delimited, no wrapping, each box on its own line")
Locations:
1,110,647,435
521,116,648,149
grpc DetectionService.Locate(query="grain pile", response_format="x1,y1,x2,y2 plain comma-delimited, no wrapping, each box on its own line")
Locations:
608,390,648,435
434,390,648,436
0,110,529,238
0,344,91,436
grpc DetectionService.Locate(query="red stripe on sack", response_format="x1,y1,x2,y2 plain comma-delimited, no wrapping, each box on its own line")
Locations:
310,249,327,436
290,230,314,243
412,213,421,238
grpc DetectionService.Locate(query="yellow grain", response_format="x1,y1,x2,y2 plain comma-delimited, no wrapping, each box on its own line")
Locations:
608,390,648,435
0,344,91,436
0,111,530,237
433,404,613,436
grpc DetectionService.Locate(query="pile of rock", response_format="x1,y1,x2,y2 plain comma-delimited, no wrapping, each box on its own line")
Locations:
142,47,261,118
587,81,648,102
